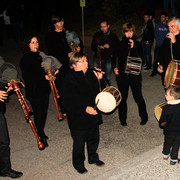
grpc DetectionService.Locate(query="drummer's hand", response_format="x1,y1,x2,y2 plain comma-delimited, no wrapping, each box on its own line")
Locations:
104,44,110,49
114,68,119,75
86,106,98,115
157,65,163,73
0,90,8,102
166,32,176,43
93,67,103,79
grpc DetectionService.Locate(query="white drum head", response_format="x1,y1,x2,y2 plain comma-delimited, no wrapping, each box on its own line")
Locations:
95,92,116,113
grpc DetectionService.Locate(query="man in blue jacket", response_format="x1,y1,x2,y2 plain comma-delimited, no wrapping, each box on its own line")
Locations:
150,11,169,77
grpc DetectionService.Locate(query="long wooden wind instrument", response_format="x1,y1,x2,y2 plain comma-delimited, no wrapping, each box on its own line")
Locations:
10,79,44,150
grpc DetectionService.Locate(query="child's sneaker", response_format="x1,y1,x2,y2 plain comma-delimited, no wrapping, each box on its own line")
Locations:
170,159,180,165
163,154,170,160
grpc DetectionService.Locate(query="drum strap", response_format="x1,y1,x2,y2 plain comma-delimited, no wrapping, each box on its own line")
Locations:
170,41,174,60
98,78,101,92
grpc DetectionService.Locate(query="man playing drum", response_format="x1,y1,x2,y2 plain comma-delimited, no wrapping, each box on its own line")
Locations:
157,17,180,86
61,52,105,174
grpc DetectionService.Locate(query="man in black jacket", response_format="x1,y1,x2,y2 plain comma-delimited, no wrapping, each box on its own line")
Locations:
141,12,154,70
61,52,105,174
91,20,119,85
157,17,180,86
45,13,82,118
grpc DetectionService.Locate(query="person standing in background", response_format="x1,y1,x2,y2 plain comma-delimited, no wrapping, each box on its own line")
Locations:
141,12,154,71
91,20,119,85
150,12,169,77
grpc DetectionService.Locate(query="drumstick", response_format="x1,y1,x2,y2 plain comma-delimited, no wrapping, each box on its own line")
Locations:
94,99,99,110
87,67,105,74
161,122,167,126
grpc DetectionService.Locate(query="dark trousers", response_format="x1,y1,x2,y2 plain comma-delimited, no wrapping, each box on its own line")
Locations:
163,135,180,160
152,46,160,74
0,112,11,172
141,40,153,69
116,74,148,124
28,93,49,138
70,126,100,170
55,66,70,114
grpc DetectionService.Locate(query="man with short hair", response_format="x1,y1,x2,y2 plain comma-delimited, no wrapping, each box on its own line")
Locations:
45,13,82,119
157,17,180,85
91,20,119,85
141,12,154,71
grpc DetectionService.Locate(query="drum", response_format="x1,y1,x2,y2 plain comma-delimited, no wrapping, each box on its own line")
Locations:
154,102,167,121
95,86,121,113
164,60,180,88
125,56,142,75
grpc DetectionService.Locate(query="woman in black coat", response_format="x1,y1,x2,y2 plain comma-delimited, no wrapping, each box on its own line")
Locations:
19,35,50,149
113,23,148,126
61,52,105,174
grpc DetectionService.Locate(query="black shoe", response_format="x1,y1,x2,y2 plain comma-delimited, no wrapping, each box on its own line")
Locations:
121,122,127,126
143,67,151,71
94,160,105,167
76,167,88,174
150,72,157,77
0,169,23,178
140,120,147,125
44,135,49,140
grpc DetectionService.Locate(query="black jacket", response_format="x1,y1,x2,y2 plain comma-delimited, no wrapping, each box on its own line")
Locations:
159,102,180,136
45,30,71,67
113,35,142,76
19,51,50,100
141,19,154,43
91,30,119,59
61,69,105,131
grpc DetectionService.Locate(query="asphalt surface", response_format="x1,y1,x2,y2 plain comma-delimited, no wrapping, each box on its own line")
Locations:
0,37,180,180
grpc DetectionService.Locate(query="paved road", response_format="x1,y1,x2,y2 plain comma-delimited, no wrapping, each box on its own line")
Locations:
0,37,180,180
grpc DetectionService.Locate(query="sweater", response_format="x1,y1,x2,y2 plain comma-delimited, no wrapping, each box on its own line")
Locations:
159,100,180,136
154,21,168,47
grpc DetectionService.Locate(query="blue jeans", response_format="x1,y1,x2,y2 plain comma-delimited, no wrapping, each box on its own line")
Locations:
164,0,176,17
93,58,112,85
141,40,153,69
